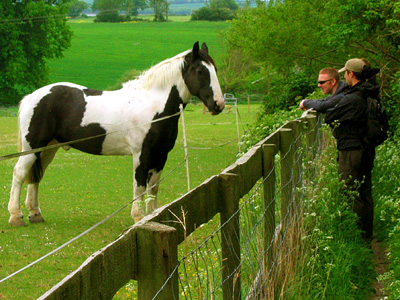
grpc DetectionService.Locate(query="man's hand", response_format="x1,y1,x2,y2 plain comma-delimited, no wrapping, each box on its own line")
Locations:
299,99,308,111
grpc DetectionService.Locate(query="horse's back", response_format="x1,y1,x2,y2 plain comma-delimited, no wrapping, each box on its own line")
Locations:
18,83,109,154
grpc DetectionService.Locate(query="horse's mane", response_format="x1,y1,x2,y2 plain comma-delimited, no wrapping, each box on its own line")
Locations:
123,49,191,91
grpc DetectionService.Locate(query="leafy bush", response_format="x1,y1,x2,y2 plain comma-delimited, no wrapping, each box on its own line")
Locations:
291,130,374,299
240,111,375,298
191,6,236,21
94,11,132,23
260,72,315,114
372,138,400,297
239,106,302,155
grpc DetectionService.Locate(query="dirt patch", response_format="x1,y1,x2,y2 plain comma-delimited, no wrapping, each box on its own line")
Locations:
369,239,389,299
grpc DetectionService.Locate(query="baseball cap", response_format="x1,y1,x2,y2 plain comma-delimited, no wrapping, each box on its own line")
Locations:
338,58,366,73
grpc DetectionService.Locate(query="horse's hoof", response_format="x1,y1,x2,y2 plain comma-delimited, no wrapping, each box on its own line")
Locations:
9,216,27,227
28,213,45,224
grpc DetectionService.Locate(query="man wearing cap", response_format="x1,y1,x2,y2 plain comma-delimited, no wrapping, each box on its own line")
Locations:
299,67,348,112
325,58,380,241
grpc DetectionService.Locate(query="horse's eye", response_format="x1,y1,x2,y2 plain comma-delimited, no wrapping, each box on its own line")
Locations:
197,69,203,75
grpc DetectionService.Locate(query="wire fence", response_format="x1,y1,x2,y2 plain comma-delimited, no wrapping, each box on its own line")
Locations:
150,111,322,299
0,103,322,299
0,99,245,289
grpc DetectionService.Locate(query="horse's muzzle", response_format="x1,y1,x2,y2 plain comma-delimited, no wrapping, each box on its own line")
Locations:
210,100,225,115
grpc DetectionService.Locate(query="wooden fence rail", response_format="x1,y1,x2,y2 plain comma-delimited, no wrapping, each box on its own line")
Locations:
39,110,320,300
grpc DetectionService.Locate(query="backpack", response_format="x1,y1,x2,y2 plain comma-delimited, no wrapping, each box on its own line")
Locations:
363,97,389,147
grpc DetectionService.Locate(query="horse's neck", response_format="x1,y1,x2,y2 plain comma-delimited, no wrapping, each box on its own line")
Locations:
123,75,191,105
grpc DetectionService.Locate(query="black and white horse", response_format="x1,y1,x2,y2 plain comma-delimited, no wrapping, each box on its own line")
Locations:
8,42,224,227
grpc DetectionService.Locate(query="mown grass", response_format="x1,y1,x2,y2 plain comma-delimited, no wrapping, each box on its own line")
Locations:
47,20,230,90
0,103,259,299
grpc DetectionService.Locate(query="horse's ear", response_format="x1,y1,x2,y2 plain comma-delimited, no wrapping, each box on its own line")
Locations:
201,43,208,54
193,41,200,59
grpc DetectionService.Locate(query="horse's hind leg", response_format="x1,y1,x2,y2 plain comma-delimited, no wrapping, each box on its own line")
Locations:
8,154,37,226
25,147,58,224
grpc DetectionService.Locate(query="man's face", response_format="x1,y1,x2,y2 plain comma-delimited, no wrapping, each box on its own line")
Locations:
344,70,353,86
318,73,335,95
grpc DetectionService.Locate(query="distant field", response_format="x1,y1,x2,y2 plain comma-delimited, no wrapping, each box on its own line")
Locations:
47,19,230,90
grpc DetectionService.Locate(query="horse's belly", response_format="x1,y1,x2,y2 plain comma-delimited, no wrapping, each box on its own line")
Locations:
101,134,134,155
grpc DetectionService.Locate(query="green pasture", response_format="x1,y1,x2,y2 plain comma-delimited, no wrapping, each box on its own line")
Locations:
47,19,230,90
0,103,260,299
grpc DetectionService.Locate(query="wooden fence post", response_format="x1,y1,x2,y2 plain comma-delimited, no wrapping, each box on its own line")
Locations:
262,144,277,273
219,173,241,300
279,128,294,230
305,114,318,184
290,120,305,213
306,114,318,159
136,222,178,300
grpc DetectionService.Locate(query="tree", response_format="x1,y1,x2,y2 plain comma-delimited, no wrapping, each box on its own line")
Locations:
122,0,147,16
68,0,89,18
223,0,400,119
0,0,72,105
148,0,169,21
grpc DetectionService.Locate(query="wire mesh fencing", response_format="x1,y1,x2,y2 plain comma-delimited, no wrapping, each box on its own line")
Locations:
148,111,323,300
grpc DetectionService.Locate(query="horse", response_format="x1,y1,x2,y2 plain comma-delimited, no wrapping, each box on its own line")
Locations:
8,42,225,227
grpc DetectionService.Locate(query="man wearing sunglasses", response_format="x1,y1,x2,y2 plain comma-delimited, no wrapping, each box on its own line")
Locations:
299,67,348,112
325,58,380,242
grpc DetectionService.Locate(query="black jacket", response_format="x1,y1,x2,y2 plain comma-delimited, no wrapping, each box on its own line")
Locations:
325,81,380,150
303,81,348,113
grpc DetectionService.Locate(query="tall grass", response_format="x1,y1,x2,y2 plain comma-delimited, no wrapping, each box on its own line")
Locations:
373,138,400,297
284,128,374,299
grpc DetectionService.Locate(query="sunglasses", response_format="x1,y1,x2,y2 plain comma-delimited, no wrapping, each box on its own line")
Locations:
318,79,333,85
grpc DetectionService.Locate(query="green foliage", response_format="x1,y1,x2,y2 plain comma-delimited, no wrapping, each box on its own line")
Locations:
148,0,169,21
68,0,89,18
0,0,72,105
191,0,238,21
222,0,400,126
240,106,302,154
94,10,132,22
370,138,400,297
191,6,236,21
290,133,374,299
93,0,146,21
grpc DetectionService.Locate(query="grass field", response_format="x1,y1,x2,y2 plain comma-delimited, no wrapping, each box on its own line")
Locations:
47,19,230,90
0,103,260,299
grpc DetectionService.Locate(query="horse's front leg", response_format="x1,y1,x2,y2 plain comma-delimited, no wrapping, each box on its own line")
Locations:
146,169,162,214
131,155,146,223
131,182,146,223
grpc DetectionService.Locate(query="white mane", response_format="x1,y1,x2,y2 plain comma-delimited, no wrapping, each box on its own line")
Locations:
123,49,191,91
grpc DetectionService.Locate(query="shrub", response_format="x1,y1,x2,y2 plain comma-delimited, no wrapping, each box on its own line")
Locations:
94,11,131,23
191,7,236,21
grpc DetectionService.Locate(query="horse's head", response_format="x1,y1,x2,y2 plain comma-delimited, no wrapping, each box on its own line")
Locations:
183,42,225,115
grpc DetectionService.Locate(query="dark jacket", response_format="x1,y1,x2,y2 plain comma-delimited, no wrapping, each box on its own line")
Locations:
325,81,380,150
303,81,348,113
